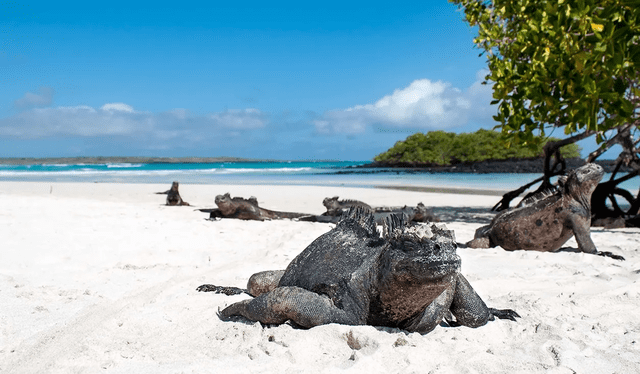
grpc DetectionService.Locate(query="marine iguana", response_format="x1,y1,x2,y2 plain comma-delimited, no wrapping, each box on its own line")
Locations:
374,203,439,223
298,203,438,225
322,196,372,216
197,208,519,333
155,181,190,206
466,163,624,260
199,193,308,221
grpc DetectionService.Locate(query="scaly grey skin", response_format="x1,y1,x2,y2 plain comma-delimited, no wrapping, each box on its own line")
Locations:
373,203,439,223
300,203,437,225
199,193,309,221
322,196,372,216
467,164,624,260
155,181,190,206
197,208,519,333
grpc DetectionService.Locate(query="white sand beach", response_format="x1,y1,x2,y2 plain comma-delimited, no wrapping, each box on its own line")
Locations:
0,181,638,374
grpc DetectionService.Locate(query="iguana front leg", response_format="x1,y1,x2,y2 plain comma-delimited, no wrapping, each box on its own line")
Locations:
465,225,493,249
571,216,625,260
247,270,285,296
571,215,598,254
402,286,455,334
219,286,362,328
449,274,519,328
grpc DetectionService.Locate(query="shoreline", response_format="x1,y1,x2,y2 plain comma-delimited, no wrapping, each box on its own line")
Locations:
0,156,627,174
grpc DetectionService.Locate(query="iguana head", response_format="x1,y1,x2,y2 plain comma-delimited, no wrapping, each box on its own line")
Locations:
558,163,604,199
215,193,237,215
413,202,436,222
381,223,460,283
323,196,339,210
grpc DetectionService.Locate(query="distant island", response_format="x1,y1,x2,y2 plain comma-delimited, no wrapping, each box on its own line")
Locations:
359,129,628,173
373,129,581,166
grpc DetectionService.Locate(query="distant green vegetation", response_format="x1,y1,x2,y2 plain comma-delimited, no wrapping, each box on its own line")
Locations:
374,129,581,165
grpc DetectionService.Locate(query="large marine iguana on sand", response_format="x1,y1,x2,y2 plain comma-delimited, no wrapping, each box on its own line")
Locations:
155,181,190,206
466,163,624,260
199,193,308,221
197,208,519,333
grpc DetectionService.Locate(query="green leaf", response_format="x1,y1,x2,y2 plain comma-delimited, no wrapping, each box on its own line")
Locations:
594,42,607,53
451,0,638,152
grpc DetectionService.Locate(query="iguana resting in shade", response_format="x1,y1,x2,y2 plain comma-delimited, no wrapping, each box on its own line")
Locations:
374,202,439,223
197,208,519,333
199,193,309,221
301,202,438,224
467,163,624,260
322,196,372,216
155,181,190,206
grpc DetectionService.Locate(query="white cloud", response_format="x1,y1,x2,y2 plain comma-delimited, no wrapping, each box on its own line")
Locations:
0,98,268,140
101,103,135,112
208,108,267,129
0,105,151,137
13,87,54,108
167,108,188,119
314,71,494,134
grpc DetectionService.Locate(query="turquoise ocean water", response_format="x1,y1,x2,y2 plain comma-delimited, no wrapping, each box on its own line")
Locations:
1,161,638,193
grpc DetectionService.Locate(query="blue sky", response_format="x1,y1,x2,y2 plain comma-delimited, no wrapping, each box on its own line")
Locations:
1,1,588,160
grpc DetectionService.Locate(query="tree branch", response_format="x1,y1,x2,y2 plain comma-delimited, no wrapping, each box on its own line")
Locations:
586,124,633,163
553,129,596,148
